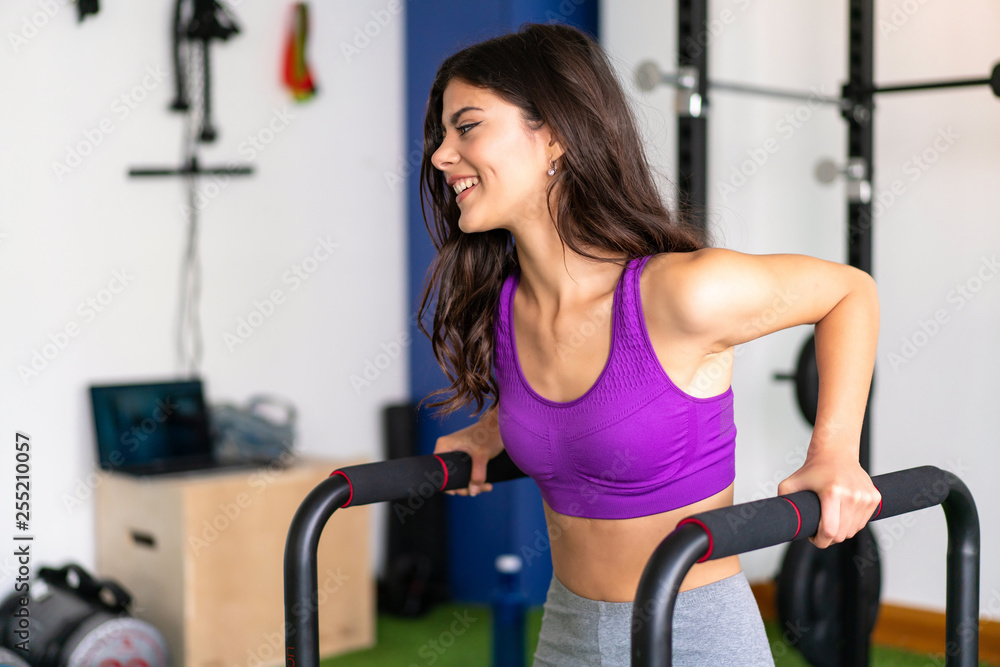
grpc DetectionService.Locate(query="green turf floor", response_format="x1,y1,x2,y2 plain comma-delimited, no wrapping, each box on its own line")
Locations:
324,603,997,666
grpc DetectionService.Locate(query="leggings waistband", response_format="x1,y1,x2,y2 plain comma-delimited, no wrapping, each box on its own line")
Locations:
549,571,749,612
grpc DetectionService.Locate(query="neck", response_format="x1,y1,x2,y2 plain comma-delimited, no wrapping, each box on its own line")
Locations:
511,225,628,317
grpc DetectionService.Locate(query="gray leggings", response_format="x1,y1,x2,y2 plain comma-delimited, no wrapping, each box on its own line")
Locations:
532,571,775,667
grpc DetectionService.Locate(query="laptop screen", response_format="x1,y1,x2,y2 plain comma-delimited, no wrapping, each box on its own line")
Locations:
89,379,214,473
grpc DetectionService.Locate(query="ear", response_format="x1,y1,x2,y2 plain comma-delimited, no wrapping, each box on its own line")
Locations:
550,143,565,162
545,134,566,163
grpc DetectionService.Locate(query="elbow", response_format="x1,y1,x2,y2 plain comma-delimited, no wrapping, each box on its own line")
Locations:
852,267,880,325
857,267,878,301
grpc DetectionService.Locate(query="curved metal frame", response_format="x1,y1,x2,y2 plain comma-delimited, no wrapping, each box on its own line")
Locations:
284,458,979,667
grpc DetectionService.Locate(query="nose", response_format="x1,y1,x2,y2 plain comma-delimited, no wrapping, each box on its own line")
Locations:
431,134,456,172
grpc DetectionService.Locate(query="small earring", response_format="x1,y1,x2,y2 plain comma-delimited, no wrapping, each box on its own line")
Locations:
547,159,556,176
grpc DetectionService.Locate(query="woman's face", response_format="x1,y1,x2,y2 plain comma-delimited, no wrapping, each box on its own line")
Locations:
431,79,562,234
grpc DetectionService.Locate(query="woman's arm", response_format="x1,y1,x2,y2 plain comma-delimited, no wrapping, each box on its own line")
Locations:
654,248,881,548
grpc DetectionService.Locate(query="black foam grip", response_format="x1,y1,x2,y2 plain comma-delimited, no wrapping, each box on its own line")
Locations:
331,449,527,507
679,465,953,561
991,62,1000,97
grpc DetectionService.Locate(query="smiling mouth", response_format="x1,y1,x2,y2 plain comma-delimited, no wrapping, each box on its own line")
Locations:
456,182,478,202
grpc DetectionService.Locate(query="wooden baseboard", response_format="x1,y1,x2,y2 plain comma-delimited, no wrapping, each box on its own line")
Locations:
750,580,1000,665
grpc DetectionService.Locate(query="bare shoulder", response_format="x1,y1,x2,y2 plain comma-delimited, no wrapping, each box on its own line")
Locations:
642,247,759,352
640,250,720,343
642,248,730,318
645,247,877,350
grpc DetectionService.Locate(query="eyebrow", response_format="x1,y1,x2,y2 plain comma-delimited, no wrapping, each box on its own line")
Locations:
443,106,484,130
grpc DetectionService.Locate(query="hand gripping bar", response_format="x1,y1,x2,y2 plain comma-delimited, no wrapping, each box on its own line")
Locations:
631,465,980,666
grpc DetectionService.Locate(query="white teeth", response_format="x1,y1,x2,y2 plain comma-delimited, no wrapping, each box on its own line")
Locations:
453,177,479,194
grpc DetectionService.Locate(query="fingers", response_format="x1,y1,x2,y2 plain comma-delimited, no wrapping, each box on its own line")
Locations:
812,487,881,548
466,481,494,496
445,482,493,496
812,496,842,549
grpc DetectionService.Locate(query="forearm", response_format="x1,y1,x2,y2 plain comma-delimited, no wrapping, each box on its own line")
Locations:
810,270,880,456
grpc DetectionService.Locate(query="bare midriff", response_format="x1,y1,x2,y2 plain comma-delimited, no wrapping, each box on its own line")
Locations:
541,482,741,602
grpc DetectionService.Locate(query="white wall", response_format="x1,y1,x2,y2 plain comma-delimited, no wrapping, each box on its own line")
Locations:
0,1,406,592
603,1,1000,619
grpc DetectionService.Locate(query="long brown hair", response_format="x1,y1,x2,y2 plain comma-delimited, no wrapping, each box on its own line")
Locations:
416,22,708,419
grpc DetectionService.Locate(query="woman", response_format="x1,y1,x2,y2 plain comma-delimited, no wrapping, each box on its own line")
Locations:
418,23,881,666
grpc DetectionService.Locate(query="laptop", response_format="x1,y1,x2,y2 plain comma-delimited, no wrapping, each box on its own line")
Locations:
89,378,256,476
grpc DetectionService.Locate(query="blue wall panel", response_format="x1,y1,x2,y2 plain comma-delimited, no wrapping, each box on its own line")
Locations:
406,1,599,606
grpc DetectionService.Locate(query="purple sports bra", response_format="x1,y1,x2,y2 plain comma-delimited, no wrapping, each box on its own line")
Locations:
493,254,736,520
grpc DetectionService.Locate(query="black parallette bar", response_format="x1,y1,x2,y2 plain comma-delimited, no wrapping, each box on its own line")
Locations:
634,465,979,666
330,449,527,507
630,524,709,666
678,465,951,561
284,475,351,667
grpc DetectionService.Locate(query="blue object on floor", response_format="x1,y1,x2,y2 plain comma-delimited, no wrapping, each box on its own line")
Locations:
492,554,528,667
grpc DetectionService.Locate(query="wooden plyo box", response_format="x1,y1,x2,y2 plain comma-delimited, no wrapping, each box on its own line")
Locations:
96,457,374,667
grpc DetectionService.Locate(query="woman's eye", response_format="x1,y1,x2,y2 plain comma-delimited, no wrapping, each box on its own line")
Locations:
457,123,478,136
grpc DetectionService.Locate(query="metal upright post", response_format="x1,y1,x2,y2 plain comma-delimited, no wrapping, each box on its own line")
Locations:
677,0,709,232
841,2,877,665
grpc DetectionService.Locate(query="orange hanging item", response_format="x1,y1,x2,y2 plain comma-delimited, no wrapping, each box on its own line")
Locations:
283,3,317,102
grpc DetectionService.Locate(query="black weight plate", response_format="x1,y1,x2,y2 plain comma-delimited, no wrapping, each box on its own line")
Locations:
776,527,881,666
794,335,820,426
